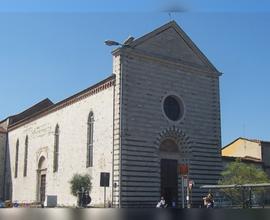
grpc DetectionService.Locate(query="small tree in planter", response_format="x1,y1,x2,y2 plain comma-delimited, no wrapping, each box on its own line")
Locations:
70,174,92,207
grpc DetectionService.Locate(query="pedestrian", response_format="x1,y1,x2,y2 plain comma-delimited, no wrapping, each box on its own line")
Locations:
171,201,176,208
203,193,214,208
156,196,167,208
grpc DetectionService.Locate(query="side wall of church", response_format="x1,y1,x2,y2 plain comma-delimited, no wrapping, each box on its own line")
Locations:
8,86,114,207
117,46,222,207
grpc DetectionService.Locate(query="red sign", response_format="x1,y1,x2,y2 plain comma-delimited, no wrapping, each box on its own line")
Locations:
179,164,189,175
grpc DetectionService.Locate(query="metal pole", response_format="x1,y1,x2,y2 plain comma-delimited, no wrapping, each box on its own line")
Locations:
190,189,192,208
263,189,265,208
181,176,184,208
104,186,106,208
249,188,252,208
186,178,190,208
242,187,245,208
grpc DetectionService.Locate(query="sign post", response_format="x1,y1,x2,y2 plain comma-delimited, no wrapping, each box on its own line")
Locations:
179,164,189,208
104,186,106,208
181,176,184,208
186,180,189,208
188,180,194,208
100,172,110,208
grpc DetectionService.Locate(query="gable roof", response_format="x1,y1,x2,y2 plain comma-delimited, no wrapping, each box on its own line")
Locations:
222,137,270,150
0,98,53,126
8,98,54,126
113,21,221,75
8,74,115,131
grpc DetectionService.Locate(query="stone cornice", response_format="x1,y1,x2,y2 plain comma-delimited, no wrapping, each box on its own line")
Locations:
8,75,116,132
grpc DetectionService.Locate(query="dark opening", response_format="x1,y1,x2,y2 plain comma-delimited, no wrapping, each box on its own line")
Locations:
161,159,178,207
40,174,46,203
163,96,182,121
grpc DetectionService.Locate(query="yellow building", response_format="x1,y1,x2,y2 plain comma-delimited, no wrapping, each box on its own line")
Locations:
222,137,270,176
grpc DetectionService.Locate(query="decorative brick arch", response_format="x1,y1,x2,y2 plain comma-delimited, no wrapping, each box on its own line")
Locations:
155,126,192,162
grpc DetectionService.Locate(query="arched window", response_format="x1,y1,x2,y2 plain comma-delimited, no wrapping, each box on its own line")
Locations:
86,112,94,167
15,139,19,178
23,135,28,177
53,124,60,172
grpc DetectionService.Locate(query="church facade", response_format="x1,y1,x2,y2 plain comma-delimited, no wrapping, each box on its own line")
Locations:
0,21,222,207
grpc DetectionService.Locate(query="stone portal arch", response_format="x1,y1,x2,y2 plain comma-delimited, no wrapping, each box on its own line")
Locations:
37,155,47,204
155,127,192,207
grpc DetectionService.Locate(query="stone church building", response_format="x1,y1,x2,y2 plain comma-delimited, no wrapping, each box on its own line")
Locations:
0,21,222,207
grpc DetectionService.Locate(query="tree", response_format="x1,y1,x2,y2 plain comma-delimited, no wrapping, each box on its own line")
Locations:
219,159,270,205
69,174,92,197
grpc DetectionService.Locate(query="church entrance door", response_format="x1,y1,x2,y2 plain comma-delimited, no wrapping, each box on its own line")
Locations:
37,156,47,204
160,159,178,207
40,174,46,203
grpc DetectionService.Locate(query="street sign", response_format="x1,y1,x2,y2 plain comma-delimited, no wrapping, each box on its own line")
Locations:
179,164,189,175
100,172,110,208
100,172,110,187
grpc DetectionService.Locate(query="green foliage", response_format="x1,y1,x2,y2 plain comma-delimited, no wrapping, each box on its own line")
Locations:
69,174,92,197
219,159,270,204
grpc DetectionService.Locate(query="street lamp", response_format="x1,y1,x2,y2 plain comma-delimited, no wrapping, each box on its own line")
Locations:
104,40,122,46
104,36,135,47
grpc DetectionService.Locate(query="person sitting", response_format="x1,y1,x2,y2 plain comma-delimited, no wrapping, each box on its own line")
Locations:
203,193,214,208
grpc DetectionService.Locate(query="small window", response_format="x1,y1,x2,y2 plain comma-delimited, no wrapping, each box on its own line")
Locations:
53,124,60,172
23,136,28,177
86,112,94,167
15,139,19,178
163,95,184,121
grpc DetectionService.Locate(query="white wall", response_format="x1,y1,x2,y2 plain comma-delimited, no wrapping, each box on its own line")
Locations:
8,86,114,206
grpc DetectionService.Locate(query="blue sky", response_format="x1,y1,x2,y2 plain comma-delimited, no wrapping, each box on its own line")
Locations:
0,1,270,146
1,0,270,12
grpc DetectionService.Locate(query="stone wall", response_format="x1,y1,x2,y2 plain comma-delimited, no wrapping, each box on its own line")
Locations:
115,23,222,207
7,84,114,206
112,55,122,207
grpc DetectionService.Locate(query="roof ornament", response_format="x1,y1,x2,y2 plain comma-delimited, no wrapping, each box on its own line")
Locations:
161,1,188,21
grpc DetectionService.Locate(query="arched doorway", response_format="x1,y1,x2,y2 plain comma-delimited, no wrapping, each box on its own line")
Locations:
37,156,47,204
160,138,179,207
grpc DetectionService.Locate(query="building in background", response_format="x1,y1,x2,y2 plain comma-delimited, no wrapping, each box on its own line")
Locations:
222,155,263,170
222,137,270,176
0,21,222,207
